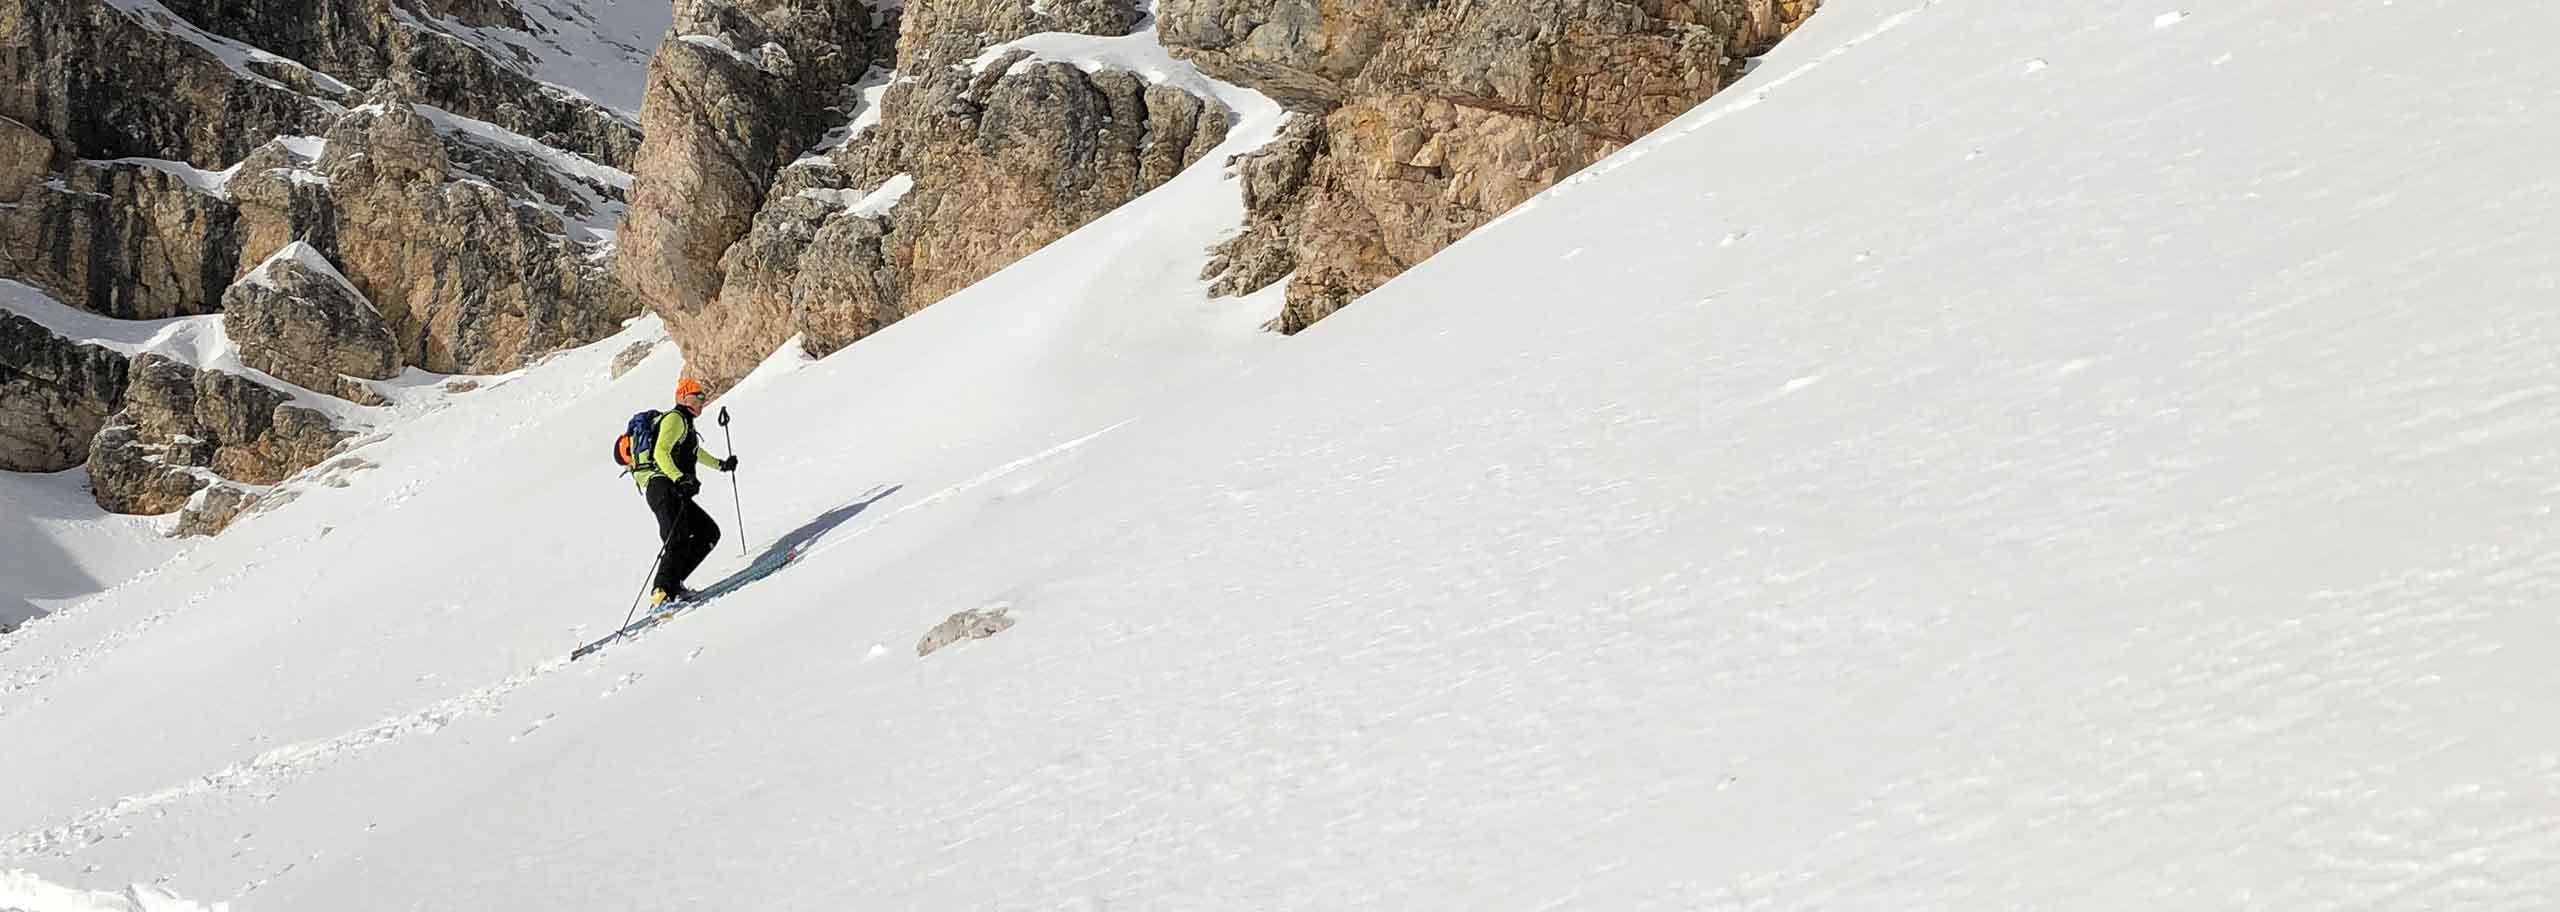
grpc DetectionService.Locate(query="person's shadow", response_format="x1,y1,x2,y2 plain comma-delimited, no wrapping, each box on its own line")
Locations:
694,484,902,600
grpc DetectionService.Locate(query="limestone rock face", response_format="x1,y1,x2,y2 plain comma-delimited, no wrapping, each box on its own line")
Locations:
614,0,875,388
0,0,338,168
0,309,129,472
170,480,257,537
0,160,241,319
383,25,645,167
670,0,1232,388
0,113,51,202
228,136,342,269
1161,0,1823,329
788,203,903,358
895,0,1133,69
222,242,400,403
321,100,626,373
624,0,1253,390
6,0,637,171
871,60,1232,311
1201,112,1319,300
86,353,348,515
0,0,660,538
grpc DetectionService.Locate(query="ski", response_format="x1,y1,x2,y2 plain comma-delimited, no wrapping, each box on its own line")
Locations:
569,541,810,661
569,597,699,661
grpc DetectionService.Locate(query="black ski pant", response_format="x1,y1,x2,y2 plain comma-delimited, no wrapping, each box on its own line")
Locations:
646,476,721,593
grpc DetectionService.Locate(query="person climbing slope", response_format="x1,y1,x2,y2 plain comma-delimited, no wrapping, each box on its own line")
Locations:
631,377,738,607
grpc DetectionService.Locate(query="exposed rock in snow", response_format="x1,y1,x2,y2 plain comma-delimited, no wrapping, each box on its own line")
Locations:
170,479,260,537
609,339,658,380
916,605,1016,656
1160,0,1823,330
0,310,131,473
221,242,401,405
85,353,348,516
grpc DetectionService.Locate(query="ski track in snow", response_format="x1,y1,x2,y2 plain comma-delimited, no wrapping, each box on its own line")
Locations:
1,657,563,859
0,557,242,705
0,420,1134,864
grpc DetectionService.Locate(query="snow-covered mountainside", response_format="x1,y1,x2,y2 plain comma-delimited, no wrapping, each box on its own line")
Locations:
8,0,2560,908
0,471,175,632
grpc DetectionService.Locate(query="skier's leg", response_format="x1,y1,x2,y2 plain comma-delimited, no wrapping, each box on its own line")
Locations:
695,499,723,556
662,498,719,589
646,479,686,592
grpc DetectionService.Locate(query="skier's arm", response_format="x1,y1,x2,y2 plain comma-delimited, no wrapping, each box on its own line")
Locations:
654,412,688,481
697,447,722,472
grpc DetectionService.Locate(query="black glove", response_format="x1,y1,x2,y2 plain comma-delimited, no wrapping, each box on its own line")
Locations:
677,475,702,498
721,455,739,472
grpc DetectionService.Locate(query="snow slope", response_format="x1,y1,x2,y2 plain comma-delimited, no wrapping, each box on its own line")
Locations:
0,471,177,632
9,0,2560,907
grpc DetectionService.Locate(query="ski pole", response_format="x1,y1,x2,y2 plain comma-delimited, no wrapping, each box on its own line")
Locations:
621,545,666,629
719,406,746,556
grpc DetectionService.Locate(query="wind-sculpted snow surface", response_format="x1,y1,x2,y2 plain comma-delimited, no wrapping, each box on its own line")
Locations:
9,1,2560,908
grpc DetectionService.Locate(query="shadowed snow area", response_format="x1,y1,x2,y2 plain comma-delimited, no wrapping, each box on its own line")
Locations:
0,471,177,631
6,0,2560,908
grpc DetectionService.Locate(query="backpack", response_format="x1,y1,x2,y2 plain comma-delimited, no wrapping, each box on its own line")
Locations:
613,409,663,474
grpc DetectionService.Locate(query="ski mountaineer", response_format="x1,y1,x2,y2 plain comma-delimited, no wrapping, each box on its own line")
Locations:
634,377,739,608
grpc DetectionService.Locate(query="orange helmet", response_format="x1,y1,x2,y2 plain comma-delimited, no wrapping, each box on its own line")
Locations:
674,377,706,400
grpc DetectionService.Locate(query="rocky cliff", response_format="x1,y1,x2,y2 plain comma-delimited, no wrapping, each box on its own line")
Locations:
1161,0,1821,330
2,0,1825,542
0,0,662,534
615,0,1818,386
618,0,1235,391
0,307,127,472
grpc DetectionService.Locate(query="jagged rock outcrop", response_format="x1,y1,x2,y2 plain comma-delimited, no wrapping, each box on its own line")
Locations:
741,59,1228,371
848,55,1231,309
893,0,1132,68
0,0,340,167
614,0,876,390
1,96,627,366
319,98,626,373
1201,112,1318,299
170,480,257,537
4,0,637,171
0,114,51,200
385,25,645,167
0,94,629,374
86,353,347,515
648,0,1242,388
228,136,341,267
0,159,241,319
222,242,399,403
1161,0,1821,329
0,309,129,471
0,0,663,539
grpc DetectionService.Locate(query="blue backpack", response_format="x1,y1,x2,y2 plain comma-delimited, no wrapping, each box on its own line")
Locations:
613,409,662,474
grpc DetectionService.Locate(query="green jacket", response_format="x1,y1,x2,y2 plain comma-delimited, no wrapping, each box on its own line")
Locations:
632,406,724,490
